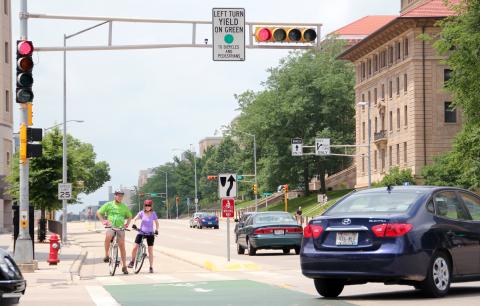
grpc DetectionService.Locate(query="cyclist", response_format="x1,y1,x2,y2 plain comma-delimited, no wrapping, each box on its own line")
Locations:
96,190,132,274
128,199,159,273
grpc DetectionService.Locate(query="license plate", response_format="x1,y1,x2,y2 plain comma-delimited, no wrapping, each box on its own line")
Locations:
336,232,358,246
274,230,285,235
2,293,22,298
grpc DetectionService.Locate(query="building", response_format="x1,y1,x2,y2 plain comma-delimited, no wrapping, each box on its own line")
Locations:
198,136,223,158
0,0,13,232
138,168,155,188
339,0,461,187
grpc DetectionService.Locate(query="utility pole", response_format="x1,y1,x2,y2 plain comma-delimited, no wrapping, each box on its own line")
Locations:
14,0,34,267
253,134,258,212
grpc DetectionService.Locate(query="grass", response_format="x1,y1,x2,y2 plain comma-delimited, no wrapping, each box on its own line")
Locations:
235,199,257,209
260,189,353,217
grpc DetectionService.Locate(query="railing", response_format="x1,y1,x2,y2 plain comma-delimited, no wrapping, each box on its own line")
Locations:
374,130,387,142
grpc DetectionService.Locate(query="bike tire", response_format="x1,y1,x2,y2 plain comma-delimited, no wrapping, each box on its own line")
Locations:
109,244,118,276
134,244,146,274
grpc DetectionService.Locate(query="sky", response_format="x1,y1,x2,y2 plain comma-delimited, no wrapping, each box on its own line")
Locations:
10,0,399,213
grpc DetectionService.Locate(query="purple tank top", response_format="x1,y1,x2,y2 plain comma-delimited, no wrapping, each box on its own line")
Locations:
138,211,158,234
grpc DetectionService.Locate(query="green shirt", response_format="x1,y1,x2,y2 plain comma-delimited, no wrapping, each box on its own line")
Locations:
98,201,132,228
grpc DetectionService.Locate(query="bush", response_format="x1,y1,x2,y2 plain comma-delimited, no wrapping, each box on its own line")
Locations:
374,167,415,187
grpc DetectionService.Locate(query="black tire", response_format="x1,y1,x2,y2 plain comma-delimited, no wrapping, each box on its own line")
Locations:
0,297,20,305
134,244,146,274
237,243,245,255
109,244,118,276
247,238,256,256
294,247,301,255
198,225,203,229
420,251,451,298
214,226,219,229
283,248,290,254
314,279,345,298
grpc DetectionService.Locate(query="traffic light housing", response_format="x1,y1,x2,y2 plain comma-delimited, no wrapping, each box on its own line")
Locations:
284,184,289,193
207,175,218,181
255,27,317,43
16,40,34,103
253,184,257,195
19,124,42,162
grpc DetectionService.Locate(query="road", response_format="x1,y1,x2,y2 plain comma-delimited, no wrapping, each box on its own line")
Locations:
18,220,480,306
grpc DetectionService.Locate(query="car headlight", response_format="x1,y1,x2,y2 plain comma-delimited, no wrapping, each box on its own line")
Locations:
0,257,17,278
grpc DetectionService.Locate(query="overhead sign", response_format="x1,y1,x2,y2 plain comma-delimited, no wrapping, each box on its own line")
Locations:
222,198,235,218
212,8,245,61
315,138,331,156
58,183,72,200
291,138,303,156
219,173,237,198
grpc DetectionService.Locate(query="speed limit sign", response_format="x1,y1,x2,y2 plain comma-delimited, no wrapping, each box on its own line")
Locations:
58,183,72,200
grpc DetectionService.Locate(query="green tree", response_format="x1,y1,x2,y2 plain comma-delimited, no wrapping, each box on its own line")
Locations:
7,128,110,216
374,167,415,187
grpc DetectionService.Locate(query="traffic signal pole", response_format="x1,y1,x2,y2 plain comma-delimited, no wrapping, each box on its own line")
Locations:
14,0,34,266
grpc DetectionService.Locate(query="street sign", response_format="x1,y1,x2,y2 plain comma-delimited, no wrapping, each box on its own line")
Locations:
218,173,237,198
315,138,331,156
291,138,303,156
212,8,245,61
222,198,235,218
58,183,72,200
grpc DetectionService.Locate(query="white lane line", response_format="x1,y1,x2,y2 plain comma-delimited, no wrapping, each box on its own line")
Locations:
86,285,121,306
145,274,181,282
95,276,126,285
193,273,234,281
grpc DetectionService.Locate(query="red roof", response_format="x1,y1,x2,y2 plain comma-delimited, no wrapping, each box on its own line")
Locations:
401,0,460,17
332,15,397,36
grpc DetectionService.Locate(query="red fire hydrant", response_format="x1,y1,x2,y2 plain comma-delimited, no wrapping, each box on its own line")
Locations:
47,234,61,265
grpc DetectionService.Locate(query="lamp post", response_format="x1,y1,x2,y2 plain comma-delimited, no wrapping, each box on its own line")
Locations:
173,146,198,212
235,131,258,212
358,101,372,188
156,169,169,219
44,120,84,131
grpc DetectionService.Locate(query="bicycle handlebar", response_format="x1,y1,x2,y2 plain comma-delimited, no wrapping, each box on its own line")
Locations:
104,226,130,231
132,227,158,236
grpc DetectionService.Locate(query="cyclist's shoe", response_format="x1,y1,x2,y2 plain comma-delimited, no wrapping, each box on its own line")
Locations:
149,267,154,273
128,261,134,269
103,256,110,263
122,267,129,274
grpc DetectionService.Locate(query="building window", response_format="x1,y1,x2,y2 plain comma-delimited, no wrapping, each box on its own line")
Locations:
381,149,385,171
404,142,408,163
381,84,385,99
4,41,8,63
396,76,400,95
389,146,393,168
404,38,409,57
396,41,401,60
374,88,377,104
368,91,371,104
396,144,400,165
367,59,372,76
397,108,400,129
444,69,452,83
374,117,378,133
6,152,9,166
380,50,387,69
404,105,408,126
444,102,457,123
5,90,9,112
362,122,366,142
3,0,7,15
373,54,378,72
389,111,393,131
374,150,377,170
361,62,366,80
389,80,393,99
404,74,408,93
362,156,365,173
388,46,394,65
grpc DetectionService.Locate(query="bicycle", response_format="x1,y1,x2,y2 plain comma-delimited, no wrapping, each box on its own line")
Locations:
105,226,130,276
132,226,157,274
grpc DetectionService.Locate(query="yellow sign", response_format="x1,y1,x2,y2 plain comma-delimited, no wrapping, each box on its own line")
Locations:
20,210,28,229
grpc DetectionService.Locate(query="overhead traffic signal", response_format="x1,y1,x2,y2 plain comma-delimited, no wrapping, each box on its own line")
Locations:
19,124,42,162
284,184,289,193
255,27,317,43
253,184,258,195
16,40,34,103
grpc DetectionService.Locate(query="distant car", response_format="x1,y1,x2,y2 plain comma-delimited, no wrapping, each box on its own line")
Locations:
234,212,255,242
237,211,303,256
0,248,26,304
190,212,219,229
301,186,480,298
189,212,203,228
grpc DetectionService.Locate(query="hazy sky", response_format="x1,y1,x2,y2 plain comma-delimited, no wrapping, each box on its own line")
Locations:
11,0,399,211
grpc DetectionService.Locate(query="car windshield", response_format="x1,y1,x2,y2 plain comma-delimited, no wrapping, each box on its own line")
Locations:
201,213,214,217
325,191,425,216
254,213,297,225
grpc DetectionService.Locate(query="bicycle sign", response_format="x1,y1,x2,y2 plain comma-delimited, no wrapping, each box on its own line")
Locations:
222,198,235,218
58,183,72,200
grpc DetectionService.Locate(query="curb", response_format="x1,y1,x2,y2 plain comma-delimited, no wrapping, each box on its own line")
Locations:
69,248,88,281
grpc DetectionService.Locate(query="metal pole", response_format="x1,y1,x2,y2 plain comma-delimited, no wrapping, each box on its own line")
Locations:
193,149,198,213
165,172,168,219
14,0,34,265
367,102,372,188
227,217,230,262
62,34,68,243
253,135,258,212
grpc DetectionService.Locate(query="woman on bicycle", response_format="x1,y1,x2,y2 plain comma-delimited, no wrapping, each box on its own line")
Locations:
128,199,159,273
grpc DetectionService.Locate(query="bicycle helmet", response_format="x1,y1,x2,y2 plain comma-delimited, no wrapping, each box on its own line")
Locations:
144,199,153,205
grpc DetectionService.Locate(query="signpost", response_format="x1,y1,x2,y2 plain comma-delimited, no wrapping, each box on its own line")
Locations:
218,173,237,198
315,138,331,156
291,138,303,156
212,8,245,61
221,198,235,262
58,183,72,200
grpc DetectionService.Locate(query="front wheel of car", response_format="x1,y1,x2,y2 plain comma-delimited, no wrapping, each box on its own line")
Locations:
294,247,301,255
198,225,203,229
247,238,256,256
282,248,290,254
237,243,245,255
1,297,20,305
420,251,451,298
314,279,345,298
214,226,219,229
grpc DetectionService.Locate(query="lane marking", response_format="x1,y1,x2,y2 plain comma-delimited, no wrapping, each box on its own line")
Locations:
193,273,234,280
145,274,181,282
86,285,121,306
95,276,126,285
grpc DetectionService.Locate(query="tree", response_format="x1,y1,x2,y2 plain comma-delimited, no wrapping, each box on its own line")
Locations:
374,167,415,187
7,128,110,216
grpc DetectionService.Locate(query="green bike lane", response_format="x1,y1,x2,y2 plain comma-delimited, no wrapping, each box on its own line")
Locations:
104,280,354,306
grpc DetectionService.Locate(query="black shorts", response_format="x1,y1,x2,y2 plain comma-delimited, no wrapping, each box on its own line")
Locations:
134,233,155,246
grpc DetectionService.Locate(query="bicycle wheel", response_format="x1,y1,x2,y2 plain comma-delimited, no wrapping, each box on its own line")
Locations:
134,243,146,274
109,244,119,276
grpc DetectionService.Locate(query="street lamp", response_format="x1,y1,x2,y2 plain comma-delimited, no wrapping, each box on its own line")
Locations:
156,169,169,219
358,101,372,188
172,145,198,212
44,120,84,131
235,131,258,212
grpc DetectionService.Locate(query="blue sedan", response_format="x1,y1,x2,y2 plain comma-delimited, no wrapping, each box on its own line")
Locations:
300,186,480,298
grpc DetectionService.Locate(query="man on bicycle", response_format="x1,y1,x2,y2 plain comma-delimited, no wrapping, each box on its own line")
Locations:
96,190,132,274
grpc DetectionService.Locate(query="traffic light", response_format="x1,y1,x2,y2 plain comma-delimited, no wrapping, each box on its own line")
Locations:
253,184,257,195
284,184,289,193
19,124,42,162
207,175,218,181
255,27,317,43
16,40,34,103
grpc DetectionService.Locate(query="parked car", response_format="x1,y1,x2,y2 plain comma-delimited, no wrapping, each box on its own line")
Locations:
234,212,255,242
301,186,480,298
190,212,219,229
0,248,26,304
237,211,303,256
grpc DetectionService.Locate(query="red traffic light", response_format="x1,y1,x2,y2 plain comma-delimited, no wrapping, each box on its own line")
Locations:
255,28,271,42
207,176,218,181
255,27,317,43
17,40,33,56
